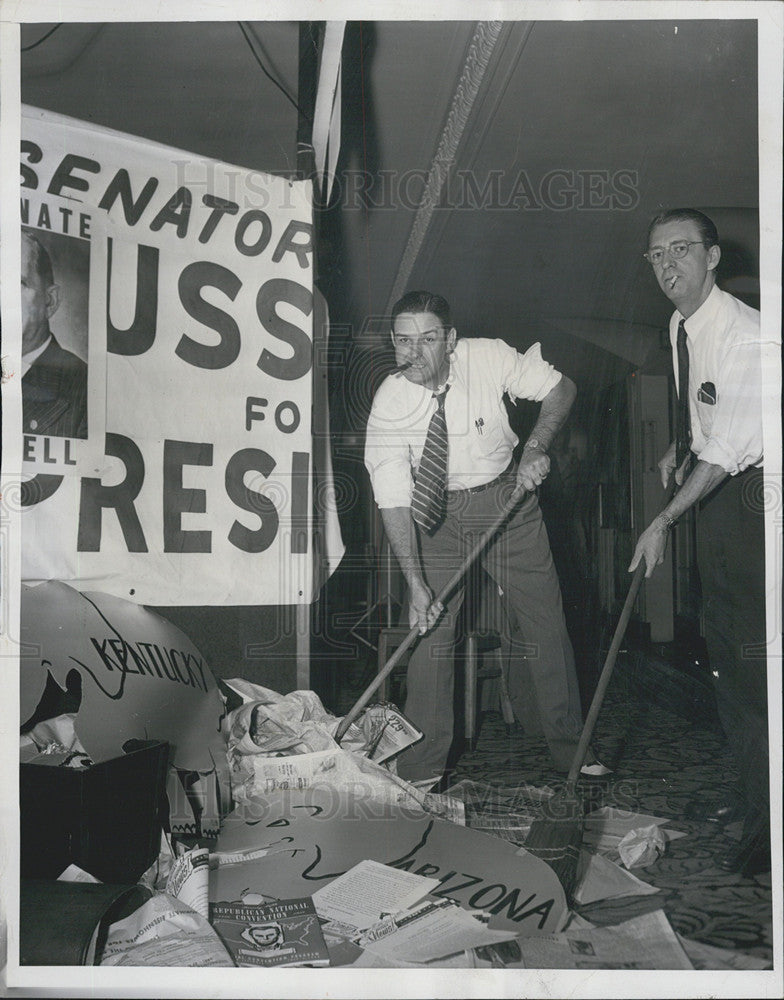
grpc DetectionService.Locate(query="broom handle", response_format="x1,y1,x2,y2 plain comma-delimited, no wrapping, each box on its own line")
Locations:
565,560,647,787
334,484,528,743
564,477,680,785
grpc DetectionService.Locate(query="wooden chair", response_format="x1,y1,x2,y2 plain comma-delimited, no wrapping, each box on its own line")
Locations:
375,624,412,704
463,628,515,750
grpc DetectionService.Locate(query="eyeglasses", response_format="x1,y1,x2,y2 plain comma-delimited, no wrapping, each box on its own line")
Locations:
644,241,707,266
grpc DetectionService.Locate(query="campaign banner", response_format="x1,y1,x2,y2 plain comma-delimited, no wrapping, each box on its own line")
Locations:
18,105,320,605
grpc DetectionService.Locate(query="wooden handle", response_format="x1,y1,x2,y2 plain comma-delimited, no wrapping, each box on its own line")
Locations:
334,485,527,743
565,560,646,786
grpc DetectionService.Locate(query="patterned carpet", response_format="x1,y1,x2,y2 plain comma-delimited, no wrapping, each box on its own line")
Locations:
335,648,775,968
447,683,774,965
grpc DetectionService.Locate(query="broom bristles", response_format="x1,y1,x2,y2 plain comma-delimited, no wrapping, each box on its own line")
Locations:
523,791,584,902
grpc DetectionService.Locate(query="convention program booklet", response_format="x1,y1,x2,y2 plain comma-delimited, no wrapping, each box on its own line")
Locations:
209,897,329,967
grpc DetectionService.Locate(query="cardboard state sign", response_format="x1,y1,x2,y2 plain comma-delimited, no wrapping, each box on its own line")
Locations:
20,580,226,775
210,787,567,935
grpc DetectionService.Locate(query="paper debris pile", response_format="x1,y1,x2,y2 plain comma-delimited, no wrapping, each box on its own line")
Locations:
245,858,519,967
230,745,464,823
224,678,422,764
23,678,735,971
53,846,234,967
222,678,463,823
100,892,233,968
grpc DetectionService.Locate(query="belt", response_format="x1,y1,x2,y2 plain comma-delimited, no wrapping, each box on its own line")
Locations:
447,461,515,496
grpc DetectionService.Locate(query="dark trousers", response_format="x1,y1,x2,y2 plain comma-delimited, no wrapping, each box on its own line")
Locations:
697,467,770,840
397,477,585,781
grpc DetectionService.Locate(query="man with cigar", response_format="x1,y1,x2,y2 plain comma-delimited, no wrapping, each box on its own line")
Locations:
630,209,770,876
364,290,603,784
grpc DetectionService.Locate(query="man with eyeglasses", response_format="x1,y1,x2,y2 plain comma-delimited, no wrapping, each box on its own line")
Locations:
629,208,770,877
364,289,604,785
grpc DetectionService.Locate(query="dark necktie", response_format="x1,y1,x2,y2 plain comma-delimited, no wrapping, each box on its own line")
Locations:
411,387,449,533
675,319,692,469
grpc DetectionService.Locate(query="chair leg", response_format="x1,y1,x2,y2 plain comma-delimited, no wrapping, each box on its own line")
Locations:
496,650,516,731
377,631,390,702
464,634,478,751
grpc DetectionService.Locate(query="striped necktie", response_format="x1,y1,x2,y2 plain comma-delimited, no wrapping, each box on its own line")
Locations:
411,387,449,533
675,319,692,468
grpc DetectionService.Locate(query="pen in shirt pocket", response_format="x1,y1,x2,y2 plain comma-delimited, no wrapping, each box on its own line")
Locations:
475,417,484,434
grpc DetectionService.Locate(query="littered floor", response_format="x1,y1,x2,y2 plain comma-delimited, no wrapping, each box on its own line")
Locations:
333,653,775,968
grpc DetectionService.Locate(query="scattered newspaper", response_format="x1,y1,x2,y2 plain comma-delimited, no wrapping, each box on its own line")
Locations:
209,843,292,868
223,679,420,763
100,893,233,967
515,909,693,970
336,703,423,764
447,778,551,843
165,846,210,918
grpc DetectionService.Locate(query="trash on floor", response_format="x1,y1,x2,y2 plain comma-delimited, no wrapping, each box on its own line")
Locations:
311,859,440,934
99,892,234,967
357,896,520,964
209,896,330,967
224,677,422,764
572,850,661,905
583,806,687,859
617,823,667,869
513,909,694,969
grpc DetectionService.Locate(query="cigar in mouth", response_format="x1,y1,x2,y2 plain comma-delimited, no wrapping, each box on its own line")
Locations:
393,362,413,374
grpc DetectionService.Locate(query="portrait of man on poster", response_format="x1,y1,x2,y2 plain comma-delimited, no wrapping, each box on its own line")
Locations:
21,227,89,440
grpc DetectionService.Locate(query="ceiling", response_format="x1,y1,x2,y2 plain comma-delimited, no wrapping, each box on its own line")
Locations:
331,19,759,403
20,17,760,416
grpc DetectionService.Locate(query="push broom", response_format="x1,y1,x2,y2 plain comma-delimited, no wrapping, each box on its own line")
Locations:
522,558,647,901
334,483,529,745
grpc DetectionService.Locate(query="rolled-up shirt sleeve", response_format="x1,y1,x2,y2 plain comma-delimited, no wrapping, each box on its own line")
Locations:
498,339,562,402
696,339,764,474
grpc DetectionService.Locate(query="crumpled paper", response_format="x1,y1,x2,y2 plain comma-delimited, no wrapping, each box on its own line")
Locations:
617,823,667,868
20,713,93,767
222,678,419,764
224,680,340,759
100,892,233,967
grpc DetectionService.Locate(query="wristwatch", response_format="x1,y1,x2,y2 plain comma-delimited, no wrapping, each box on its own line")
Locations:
524,437,543,452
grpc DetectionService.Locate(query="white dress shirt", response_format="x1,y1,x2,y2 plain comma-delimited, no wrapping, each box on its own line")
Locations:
365,337,561,507
671,285,766,475
21,334,52,377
